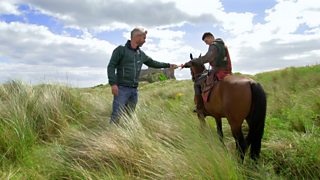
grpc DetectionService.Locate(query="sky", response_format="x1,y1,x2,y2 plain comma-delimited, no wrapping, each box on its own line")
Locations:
0,0,319,87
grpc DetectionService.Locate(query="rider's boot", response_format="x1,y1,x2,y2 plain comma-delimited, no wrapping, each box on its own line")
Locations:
196,95,205,119
193,95,197,113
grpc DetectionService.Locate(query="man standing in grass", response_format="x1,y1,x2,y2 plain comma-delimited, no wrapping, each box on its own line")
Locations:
107,27,178,124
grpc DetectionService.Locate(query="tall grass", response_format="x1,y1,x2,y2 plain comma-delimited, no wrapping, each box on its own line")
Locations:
0,80,240,179
0,81,85,164
256,65,320,179
53,80,240,179
0,65,319,179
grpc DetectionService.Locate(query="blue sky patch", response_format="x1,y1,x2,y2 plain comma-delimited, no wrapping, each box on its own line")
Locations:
0,14,24,23
295,23,312,34
221,0,276,14
94,30,127,45
222,0,276,24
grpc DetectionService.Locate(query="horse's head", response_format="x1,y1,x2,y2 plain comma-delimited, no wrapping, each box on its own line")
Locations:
189,53,206,80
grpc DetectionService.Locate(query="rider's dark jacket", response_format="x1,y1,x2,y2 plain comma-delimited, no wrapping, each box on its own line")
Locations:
185,38,232,80
187,38,228,69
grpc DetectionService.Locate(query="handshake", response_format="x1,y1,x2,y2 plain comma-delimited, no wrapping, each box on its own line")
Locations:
169,61,192,69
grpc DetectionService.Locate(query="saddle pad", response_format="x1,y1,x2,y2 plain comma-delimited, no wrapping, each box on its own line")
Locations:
202,84,214,103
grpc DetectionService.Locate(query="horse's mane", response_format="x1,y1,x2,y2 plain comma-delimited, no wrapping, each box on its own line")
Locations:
190,64,206,81
189,53,206,80
199,64,206,70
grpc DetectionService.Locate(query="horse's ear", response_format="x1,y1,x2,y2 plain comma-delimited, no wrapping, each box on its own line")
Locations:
199,53,202,58
190,53,193,60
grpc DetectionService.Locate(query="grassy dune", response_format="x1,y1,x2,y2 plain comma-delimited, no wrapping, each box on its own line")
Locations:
0,65,319,179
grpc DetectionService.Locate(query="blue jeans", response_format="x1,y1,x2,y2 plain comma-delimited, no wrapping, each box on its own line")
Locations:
110,86,138,124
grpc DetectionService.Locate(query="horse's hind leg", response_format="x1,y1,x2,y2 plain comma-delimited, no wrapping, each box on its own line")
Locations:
215,117,223,142
231,125,246,162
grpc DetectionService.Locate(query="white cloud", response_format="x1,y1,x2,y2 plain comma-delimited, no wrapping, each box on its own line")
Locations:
0,62,107,87
227,0,320,73
1,0,320,87
0,1,20,15
21,0,218,30
266,0,320,31
0,21,117,87
162,0,255,35
0,21,115,67
161,0,223,15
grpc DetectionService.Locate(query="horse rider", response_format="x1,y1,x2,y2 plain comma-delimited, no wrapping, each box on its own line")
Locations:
182,32,232,117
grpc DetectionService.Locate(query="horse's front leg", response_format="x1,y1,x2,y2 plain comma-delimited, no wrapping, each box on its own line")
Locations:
197,113,206,128
214,117,224,142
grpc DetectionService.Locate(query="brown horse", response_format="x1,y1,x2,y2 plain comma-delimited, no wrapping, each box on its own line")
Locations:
189,61,267,161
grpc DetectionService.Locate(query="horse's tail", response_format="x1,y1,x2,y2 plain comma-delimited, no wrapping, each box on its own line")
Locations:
247,82,267,160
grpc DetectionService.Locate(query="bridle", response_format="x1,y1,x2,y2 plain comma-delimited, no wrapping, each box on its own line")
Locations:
191,66,207,80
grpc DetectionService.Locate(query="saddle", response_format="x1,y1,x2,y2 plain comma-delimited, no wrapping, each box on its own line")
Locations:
198,71,218,103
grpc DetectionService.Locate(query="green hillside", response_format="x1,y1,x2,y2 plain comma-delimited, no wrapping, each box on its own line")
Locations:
0,65,319,179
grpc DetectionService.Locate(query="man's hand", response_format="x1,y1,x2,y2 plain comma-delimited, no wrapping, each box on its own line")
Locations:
170,64,178,69
111,85,118,96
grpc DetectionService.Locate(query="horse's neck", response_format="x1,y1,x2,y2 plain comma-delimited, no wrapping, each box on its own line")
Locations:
193,67,206,74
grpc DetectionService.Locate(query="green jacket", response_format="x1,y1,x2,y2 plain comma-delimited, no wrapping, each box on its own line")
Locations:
107,40,170,87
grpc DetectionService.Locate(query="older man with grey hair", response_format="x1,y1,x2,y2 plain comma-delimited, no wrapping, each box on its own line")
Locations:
107,27,178,124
